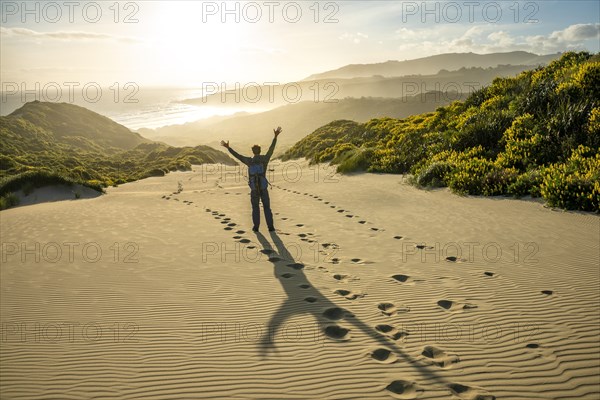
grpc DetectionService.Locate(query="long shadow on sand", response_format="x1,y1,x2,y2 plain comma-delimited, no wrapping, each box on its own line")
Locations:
254,231,451,390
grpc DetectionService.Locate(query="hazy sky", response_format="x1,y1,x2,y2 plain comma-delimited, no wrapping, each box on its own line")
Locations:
1,0,599,88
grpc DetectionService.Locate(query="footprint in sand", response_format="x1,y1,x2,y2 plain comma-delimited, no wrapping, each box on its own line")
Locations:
448,383,495,400
378,302,397,316
334,289,364,300
260,249,275,255
280,273,294,279
393,236,404,240
330,205,336,208
268,257,282,262
375,324,409,341
541,290,554,295
236,230,245,234
299,284,311,289
445,256,466,263
369,348,398,364
333,273,349,282
346,214,354,218
437,300,478,311
224,227,233,231
351,258,362,263
421,346,460,368
323,325,351,341
415,244,434,250
358,220,366,224
391,274,414,285
304,296,317,303
385,380,424,399
296,224,304,227
233,236,242,239
287,263,305,270
322,307,352,320
484,272,496,277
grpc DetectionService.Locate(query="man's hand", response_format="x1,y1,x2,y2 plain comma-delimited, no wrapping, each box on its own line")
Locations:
274,126,282,137
220,140,230,148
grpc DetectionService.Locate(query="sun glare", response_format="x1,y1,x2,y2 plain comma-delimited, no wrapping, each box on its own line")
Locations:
144,2,247,86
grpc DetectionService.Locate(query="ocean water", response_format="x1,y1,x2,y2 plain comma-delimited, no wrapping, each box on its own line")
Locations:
0,87,246,131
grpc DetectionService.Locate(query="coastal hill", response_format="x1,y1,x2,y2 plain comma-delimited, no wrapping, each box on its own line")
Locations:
5,101,150,153
0,101,236,208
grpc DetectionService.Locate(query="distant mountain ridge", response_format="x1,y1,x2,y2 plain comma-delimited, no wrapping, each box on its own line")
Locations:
304,51,562,80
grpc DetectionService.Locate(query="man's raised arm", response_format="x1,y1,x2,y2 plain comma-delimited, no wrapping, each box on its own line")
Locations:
265,126,282,161
221,140,250,165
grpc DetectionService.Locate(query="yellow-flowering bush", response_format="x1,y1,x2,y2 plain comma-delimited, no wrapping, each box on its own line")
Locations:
540,145,600,211
448,157,519,196
498,113,543,169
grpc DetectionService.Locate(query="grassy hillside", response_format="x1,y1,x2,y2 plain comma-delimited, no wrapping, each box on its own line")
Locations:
6,101,149,152
282,52,599,212
0,102,236,209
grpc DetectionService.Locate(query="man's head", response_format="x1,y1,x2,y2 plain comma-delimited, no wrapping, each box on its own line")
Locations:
252,145,261,155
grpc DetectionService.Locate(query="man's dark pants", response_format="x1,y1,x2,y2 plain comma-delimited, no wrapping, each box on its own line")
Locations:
251,188,274,229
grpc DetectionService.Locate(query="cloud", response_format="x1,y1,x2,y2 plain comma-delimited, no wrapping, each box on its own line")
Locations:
488,31,515,47
0,27,140,43
393,23,599,56
339,32,369,44
550,23,600,42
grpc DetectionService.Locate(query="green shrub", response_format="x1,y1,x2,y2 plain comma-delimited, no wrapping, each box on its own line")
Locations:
415,161,453,187
0,193,19,210
143,168,166,178
336,147,374,173
507,169,544,198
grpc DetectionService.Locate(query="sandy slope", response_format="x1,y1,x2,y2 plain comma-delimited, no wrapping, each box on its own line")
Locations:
1,160,599,400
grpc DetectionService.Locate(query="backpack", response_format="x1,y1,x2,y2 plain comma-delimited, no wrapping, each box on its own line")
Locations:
248,158,269,192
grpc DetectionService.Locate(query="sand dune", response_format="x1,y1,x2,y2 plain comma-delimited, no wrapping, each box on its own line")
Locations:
1,160,599,399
